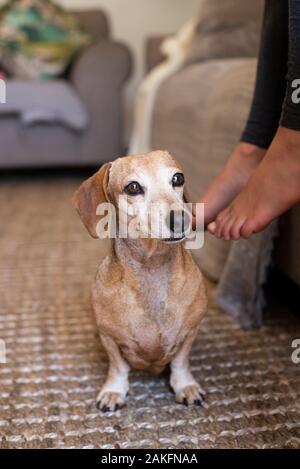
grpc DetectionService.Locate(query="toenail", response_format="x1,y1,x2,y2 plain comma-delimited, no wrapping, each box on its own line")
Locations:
208,222,216,233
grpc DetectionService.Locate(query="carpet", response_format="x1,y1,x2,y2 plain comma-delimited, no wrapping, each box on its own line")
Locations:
0,174,299,449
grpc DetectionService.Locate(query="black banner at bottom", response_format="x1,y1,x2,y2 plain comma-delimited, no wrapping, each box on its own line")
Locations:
0,448,294,465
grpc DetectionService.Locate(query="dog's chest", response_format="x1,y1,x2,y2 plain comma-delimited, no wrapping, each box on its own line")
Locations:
115,264,192,365
137,264,170,319
94,251,203,370
119,283,187,369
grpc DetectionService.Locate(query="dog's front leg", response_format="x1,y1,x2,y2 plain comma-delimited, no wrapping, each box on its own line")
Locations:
96,334,130,412
170,330,206,407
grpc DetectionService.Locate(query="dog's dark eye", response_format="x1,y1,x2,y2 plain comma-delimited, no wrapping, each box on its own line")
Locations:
172,172,185,187
124,181,144,196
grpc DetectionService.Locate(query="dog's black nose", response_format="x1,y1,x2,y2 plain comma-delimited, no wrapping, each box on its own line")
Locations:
166,210,190,237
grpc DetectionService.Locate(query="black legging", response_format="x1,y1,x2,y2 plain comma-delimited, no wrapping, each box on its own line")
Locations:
241,0,300,149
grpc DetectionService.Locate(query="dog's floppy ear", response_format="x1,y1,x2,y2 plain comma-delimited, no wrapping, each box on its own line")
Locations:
72,163,111,238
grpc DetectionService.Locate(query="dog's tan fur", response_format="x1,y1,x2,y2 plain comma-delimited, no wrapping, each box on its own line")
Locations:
73,151,207,411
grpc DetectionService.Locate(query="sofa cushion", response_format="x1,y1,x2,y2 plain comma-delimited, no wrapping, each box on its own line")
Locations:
0,80,89,131
151,58,257,280
72,10,109,42
186,0,264,66
0,0,91,80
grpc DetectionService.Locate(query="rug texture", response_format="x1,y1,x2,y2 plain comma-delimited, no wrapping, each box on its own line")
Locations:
0,174,299,449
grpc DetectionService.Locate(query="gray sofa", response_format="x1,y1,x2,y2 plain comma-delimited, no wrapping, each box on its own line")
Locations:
0,9,132,168
150,0,300,289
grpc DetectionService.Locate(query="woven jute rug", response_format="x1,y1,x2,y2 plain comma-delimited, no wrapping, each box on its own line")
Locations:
0,174,300,449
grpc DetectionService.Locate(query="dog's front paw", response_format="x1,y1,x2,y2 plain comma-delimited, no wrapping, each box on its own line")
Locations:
175,384,206,407
96,391,126,412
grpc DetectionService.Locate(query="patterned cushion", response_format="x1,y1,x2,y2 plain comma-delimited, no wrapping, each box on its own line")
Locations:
0,0,91,80
186,0,264,66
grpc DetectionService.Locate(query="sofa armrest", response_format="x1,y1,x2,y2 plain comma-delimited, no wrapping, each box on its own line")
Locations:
129,17,198,154
72,9,110,42
145,35,169,72
70,40,132,113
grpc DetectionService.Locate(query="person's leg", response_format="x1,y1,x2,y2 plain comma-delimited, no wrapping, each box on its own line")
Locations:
281,0,300,131
196,0,288,226
208,0,300,240
241,0,289,148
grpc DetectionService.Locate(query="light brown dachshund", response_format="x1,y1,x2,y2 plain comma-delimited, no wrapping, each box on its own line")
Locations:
73,150,207,412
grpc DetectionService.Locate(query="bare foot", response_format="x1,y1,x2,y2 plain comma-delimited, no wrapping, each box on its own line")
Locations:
208,127,300,240
193,142,266,227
